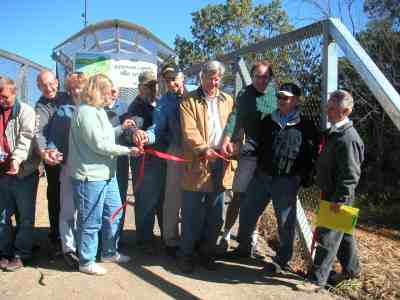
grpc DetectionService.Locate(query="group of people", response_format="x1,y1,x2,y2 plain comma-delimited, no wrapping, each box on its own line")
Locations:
0,58,364,293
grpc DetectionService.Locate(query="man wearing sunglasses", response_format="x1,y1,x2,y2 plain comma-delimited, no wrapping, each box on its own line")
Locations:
221,61,277,258
234,82,320,274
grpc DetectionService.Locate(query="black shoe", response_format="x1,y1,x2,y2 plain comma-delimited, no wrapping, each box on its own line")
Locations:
223,247,264,260
327,270,361,286
200,256,217,271
137,241,158,256
223,248,251,259
4,257,24,272
262,261,291,275
250,247,265,260
63,252,79,269
165,246,178,258
49,238,62,257
178,256,194,274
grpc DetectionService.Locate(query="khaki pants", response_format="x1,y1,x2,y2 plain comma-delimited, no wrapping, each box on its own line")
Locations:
163,144,184,247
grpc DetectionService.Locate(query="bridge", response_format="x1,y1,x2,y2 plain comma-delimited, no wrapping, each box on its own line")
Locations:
1,17,399,300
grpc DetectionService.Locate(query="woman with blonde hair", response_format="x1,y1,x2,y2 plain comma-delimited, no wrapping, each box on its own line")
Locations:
68,74,140,275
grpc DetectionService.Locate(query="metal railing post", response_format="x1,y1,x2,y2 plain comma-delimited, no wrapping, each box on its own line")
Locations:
16,64,29,103
321,20,338,130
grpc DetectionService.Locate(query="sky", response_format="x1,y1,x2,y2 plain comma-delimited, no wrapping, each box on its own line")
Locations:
0,0,368,70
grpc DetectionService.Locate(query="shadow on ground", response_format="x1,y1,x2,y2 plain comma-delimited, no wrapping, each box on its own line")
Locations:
25,227,303,299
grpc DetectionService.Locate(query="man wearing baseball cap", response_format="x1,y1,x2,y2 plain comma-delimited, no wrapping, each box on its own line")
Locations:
132,63,186,257
125,70,165,254
233,82,320,275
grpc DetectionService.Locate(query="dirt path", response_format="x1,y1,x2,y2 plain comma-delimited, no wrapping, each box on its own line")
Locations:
0,179,337,300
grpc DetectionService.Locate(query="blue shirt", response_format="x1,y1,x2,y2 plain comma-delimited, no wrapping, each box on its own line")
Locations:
146,92,182,147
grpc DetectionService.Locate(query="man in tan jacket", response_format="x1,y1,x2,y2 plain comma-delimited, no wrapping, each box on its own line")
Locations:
179,60,236,273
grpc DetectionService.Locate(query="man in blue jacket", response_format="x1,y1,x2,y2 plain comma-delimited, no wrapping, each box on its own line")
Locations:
133,64,186,257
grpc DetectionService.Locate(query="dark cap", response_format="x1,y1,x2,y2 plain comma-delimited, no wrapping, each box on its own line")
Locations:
139,71,157,85
277,82,301,97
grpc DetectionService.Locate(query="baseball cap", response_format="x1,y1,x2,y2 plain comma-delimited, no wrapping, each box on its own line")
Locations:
277,82,301,97
139,71,157,85
161,64,179,78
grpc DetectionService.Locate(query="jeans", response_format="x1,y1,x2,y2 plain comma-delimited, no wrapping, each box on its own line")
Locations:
180,160,225,259
59,166,76,253
72,176,122,266
238,169,300,266
116,155,129,245
45,164,61,242
0,173,39,259
133,157,165,244
309,225,360,286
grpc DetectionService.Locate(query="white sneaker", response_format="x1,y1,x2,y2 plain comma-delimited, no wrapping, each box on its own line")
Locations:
101,252,131,263
79,263,107,275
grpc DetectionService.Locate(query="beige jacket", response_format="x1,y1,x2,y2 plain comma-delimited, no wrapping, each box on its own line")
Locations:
180,87,237,192
5,101,40,177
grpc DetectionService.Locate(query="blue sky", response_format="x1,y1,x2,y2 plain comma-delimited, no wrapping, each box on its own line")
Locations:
1,0,367,69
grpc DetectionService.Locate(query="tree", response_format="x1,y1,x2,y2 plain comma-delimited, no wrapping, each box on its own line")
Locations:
364,0,400,29
174,0,292,70
338,2,400,205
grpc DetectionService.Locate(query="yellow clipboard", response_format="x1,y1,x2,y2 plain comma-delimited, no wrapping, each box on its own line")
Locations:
315,200,359,235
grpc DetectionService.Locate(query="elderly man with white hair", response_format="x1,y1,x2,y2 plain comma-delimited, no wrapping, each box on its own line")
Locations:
178,60,236,273
34,70,72,255
296,90,364,293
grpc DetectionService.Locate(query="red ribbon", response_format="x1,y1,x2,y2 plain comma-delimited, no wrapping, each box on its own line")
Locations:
110,148,228,223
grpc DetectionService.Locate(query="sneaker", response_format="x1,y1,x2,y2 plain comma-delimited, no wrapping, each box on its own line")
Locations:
0,257,9,270
217,238,229,253
101,253,131,264
79,263,107,275
178,256,194,274
4,257,23,272
294,281,322,293
63,252,79,269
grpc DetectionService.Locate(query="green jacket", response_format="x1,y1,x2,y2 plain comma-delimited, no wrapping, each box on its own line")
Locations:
68,104,131,181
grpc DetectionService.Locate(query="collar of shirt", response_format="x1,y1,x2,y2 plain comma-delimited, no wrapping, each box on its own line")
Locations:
330,117,350,133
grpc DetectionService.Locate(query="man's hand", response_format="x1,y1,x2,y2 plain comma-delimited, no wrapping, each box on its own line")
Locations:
122,119,136,130
221,136,239,157
330,202,341,213
204,148,220,161
221,136,233,156
130,147,144,157
133,130,149,147
6,160,20,175
41,149,63,166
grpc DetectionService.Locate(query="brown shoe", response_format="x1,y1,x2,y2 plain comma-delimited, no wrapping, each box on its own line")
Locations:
0,257,9,270
4,257,24,272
